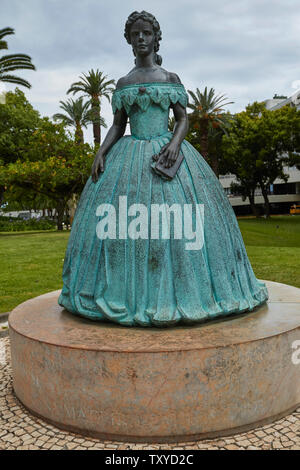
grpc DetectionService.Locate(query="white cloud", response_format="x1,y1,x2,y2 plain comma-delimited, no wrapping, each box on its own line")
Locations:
1,0,300,142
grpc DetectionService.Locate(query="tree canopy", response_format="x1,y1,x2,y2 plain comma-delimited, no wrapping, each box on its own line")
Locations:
0,89,94,228
0,89,40,165
222,102,300,216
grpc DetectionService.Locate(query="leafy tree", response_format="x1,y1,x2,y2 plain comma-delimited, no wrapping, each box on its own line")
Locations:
0,88,41,205
53,97,104,145
187,87,233,175
67,69,113,146
0,27,35,89
0,92,95,228
222,102,300,217
0,89,40,165
0,146,94,230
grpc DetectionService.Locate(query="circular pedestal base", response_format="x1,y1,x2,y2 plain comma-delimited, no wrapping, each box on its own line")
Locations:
9,281,300,443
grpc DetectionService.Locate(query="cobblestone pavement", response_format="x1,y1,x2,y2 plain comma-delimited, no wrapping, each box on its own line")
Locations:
0,337,299,451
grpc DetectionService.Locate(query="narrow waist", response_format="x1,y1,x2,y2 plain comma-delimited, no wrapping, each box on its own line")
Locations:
130,131,172,141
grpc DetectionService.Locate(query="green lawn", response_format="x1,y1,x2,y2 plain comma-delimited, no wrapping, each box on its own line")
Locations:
0,216,299,314
238,216,300,289
0,231,69,314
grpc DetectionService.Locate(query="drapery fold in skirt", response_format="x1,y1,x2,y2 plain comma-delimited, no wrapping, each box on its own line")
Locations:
59,130,268,326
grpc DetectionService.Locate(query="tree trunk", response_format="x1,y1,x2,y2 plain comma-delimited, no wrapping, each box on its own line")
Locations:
0,186,4,206
248,193,260,217
261,185,271,217
99,102,101,146
75,122,84,145
92,96,101,146
200,122,209,163
210,154,219,177
56,201,65,231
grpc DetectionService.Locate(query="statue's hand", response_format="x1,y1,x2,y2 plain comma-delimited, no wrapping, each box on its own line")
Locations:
92,152,105,183
157,142,180,169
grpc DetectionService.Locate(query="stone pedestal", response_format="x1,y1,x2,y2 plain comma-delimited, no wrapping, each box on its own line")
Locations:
9,280,300,442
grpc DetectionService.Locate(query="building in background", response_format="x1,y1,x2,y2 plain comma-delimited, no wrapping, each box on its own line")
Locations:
219,90,300,215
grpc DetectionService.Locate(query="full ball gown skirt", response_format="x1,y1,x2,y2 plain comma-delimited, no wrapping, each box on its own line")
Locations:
58,82,268,326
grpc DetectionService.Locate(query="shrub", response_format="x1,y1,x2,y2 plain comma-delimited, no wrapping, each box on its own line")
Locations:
0,217,56,232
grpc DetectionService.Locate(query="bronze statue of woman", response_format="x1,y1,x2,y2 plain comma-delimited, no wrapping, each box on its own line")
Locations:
59,11,268,326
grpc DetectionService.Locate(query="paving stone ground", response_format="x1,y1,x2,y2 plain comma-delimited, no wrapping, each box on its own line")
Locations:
0,336,299,451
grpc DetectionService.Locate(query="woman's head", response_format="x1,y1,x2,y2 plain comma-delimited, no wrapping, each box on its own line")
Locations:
124,11,162,65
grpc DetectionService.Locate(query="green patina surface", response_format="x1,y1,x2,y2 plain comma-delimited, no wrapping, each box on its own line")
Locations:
58,83,267,326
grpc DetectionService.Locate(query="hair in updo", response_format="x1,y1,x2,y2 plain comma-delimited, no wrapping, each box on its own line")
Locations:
124,10,162,66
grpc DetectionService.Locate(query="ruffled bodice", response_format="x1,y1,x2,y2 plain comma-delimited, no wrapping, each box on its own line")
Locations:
112,82,188,140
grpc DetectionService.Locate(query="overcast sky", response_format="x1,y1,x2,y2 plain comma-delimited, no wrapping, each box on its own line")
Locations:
1,0,300,144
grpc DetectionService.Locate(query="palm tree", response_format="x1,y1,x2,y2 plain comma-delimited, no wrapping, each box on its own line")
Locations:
53,97,106,144
67,69,115,146
0,27,36,89
187,87,233,175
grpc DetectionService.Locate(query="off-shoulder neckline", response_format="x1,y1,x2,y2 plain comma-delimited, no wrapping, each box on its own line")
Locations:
115,82,184,91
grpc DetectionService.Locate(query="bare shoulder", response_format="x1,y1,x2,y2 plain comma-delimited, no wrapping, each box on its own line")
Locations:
165,71,182,84
116,69,137,89
116,76,131,89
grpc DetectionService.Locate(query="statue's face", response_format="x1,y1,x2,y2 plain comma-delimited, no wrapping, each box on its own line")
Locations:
130,19,155,58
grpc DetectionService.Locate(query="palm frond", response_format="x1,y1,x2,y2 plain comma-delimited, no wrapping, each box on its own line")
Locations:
0,28,35,88
0,74,32,88
187,89,199,105
53,97,95,128
188,87,233,117
0,27,15,41
52,113,74,126
67,83,87,95
0,64,36,74
0,53,35,62
67,69,115,99
0,40,8,51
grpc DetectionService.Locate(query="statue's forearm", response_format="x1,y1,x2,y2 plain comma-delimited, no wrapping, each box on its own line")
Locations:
98,108,127,156
169,103,189,147
170,118,189,146
99,124,126,156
